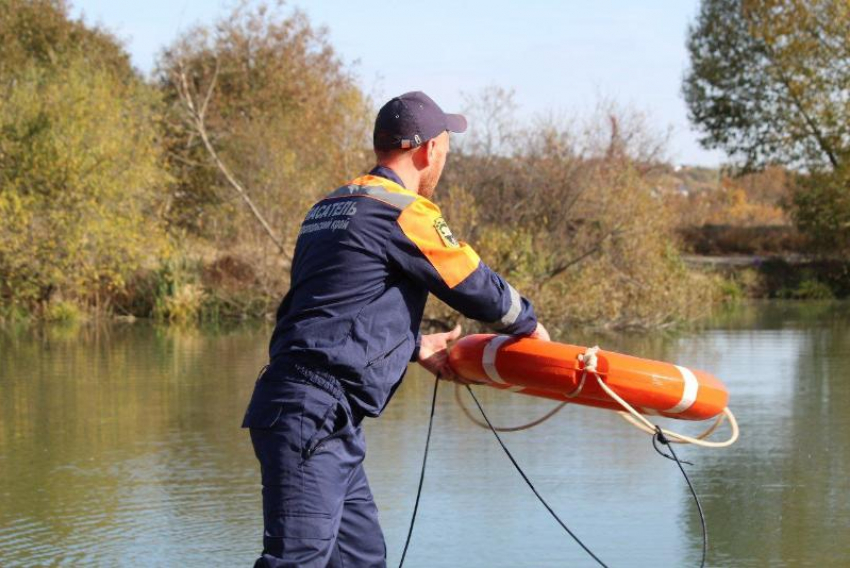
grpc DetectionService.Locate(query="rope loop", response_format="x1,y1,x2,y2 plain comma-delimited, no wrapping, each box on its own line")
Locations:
566,345,600,399
566,370,587,399
454,384,568,432
591,367,739,448
577,345,600,373
454,344,739,448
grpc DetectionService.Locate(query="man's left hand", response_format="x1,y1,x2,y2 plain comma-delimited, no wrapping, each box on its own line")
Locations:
417,324,468,382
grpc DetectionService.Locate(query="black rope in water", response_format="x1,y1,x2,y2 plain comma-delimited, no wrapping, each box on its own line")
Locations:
651,430,694,466
397,379,707,568
464,385,609,568
398,375,440,568
652,426,707,568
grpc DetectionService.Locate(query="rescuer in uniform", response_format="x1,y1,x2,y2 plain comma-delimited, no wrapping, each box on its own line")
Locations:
243,91,549,567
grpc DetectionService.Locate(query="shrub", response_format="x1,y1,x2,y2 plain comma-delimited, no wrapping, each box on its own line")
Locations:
791,167,850,256
43,300,82,323
0,0,134,80
781,279,835,301
0,57,169,314
156,3,372,272
433,92,720,329
155,283,207,323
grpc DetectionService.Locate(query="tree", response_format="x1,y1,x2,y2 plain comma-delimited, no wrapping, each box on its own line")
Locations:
439,90,717,328
684,0,850,172
0,0,135,82
156,3,372,260
0,3,168,316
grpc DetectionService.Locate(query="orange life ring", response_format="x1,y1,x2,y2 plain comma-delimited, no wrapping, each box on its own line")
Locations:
448,334,729,421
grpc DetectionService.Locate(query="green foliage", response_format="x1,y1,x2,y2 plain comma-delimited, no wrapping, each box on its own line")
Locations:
147,254,267,324
151,257,202,323
780,278,835,300
433,92,722,329
711,268,765,303
0,57,169,313
118,249,273,323
43,299,82,322
717,276,745,303
684,0,850,171
685,0,850,254
155,283,207,324
0,0,134,81
791,166,850,254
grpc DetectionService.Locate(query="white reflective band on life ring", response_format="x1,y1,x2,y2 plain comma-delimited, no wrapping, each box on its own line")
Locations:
666,365,699,413
482,335,512,384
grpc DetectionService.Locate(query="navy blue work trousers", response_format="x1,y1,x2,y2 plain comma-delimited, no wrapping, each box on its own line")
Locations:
243,364,387,567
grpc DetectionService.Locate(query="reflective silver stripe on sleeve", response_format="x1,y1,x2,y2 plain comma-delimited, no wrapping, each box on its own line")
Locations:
482,335,511,384
490,284,522,331
665,365,699,414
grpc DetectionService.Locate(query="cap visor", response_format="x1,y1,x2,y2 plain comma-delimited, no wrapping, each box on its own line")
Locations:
445,113,467,134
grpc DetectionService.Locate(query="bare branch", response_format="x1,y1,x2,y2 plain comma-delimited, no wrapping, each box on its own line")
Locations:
174,61,289,257
199,59,220,122
759,40,840,169
540,226,626,284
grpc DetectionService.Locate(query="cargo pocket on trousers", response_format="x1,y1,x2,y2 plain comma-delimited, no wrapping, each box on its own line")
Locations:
242,402,283,430
263,513,334,558
277,514,334,540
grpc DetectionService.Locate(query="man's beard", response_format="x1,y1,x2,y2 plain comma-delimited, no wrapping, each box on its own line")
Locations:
418,164,441,198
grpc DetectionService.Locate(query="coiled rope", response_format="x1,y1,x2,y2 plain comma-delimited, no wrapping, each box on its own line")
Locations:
454,385,568,432
578,346,739,448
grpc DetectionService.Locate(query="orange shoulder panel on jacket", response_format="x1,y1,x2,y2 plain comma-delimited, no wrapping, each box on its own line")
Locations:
396,197,481,288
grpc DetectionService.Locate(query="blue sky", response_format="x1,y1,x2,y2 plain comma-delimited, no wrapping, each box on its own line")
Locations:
70,0,725,167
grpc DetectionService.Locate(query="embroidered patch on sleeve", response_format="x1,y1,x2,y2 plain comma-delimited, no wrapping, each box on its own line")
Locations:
433,217,460,248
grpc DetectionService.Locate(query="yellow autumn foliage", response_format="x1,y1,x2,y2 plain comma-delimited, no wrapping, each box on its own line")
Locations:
0,58,169,316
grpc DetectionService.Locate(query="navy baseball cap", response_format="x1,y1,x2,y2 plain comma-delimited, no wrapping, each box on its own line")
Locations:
373,91,467,151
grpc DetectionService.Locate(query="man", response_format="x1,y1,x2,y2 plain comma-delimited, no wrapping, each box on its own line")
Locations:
243,91,549,567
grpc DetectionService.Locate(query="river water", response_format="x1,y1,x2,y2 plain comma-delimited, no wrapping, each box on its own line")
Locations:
1,302,848,567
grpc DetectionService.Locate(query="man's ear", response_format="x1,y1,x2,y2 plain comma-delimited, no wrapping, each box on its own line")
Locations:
413,139,436,169
411,143,428,170
425,138,437,165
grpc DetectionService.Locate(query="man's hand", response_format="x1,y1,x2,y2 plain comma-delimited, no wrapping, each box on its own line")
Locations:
417,324,469,382
528,322,551,342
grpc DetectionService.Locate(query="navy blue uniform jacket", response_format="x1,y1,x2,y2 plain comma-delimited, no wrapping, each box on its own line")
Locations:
268,166,537,417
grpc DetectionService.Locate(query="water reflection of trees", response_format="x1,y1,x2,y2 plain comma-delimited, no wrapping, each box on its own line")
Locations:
0,322,270,563
683,309,850,566
4,309,849,564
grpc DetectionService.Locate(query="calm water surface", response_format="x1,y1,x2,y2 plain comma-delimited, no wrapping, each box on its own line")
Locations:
1,302,848,567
